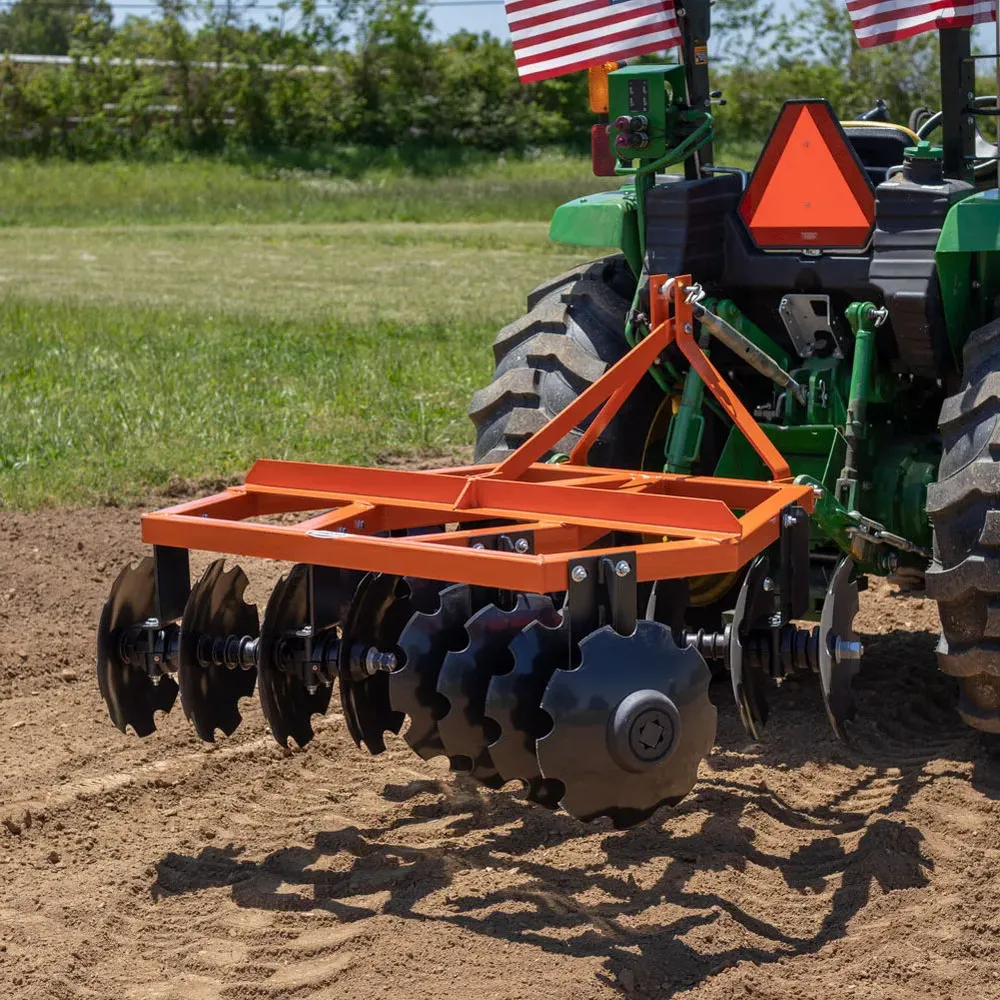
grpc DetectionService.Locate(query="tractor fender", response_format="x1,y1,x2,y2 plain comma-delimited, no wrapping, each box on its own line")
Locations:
548,188,642,277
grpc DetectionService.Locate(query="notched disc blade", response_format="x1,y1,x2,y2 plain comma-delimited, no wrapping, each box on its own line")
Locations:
258,564,360,750
391,583,472,760
339,574,432,754
819,556,861,741
178,560,259,742
96,557,179,737
486,611,567,808
537,620,716,829
437,594,558,788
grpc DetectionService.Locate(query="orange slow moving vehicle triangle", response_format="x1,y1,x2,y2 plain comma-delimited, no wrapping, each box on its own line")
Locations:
739,100,875,250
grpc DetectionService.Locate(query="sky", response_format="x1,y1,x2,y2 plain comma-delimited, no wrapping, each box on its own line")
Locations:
424,0,510,39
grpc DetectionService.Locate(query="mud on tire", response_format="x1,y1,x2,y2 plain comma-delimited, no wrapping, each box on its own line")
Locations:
469,255,661,467
928,317,1000,731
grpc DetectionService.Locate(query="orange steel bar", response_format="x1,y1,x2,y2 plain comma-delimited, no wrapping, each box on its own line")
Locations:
142,479,811,591
140,273,815,592
650,274,792,480
493,315,672,480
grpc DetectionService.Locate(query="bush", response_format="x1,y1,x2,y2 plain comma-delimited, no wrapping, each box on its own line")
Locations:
0,0,951,161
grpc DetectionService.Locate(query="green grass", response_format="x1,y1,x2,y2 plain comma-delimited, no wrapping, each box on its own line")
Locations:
0,152,619,228
0,220,595,507
0,221,584,324
0,144,760,229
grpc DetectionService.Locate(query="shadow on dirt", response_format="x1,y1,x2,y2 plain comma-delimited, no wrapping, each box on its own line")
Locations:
151,627,993,998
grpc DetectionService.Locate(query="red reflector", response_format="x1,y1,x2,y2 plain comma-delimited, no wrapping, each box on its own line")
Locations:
739,100,875,250
591,124,617,177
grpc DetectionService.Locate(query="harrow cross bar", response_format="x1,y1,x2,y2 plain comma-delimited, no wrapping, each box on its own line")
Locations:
142,275,814,593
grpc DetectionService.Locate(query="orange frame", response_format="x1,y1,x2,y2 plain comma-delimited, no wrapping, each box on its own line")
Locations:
142,276,814,592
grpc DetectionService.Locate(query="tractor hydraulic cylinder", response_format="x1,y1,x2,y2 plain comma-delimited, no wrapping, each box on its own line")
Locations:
692,302,807,406
837,302,883,508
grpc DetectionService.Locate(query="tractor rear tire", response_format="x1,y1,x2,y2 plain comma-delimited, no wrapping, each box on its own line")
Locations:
928,318,1000,731
469,255,661,467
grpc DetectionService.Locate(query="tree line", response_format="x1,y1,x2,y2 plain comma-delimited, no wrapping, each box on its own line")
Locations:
0,0,943,160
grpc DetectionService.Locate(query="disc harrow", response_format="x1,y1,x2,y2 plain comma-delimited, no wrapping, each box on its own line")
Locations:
95,275,868,828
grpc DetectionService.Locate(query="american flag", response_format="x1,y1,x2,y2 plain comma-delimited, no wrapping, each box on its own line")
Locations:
847,0,995,47
506,0,683,84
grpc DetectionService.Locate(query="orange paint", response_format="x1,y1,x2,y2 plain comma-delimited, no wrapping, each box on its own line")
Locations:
740,100,875,249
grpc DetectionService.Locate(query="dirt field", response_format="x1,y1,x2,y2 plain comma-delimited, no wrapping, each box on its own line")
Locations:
2,505,1000,1000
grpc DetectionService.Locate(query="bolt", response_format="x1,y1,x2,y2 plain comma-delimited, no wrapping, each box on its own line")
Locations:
614,559,631,578
812,485,825,499
571,565,588,583
834,637,864,663
472,542,485,550
782,512,797,529
684,323,693,334
365,648,398,675
762,577,775,593
514,537,530,553
355,519,365,530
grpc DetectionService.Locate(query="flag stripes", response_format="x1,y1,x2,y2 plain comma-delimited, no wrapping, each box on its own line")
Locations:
506,0,682,83
847,0,995,47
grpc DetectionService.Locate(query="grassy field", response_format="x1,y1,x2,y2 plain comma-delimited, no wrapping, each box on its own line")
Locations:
0,159,602,507
0,152,620,228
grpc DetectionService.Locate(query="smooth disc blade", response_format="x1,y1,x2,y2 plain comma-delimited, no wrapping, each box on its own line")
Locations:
819,556,861,740
729,556,772,738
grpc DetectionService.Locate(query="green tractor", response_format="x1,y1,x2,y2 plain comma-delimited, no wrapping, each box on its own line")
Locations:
469,16,1000,736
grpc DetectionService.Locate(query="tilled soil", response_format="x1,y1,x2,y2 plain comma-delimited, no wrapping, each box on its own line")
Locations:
2,506,1000,1000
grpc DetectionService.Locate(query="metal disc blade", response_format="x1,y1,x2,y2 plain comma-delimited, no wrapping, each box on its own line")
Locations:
338,573,423,754
97,557,179,736
257,564,360,750
391,583,472,760
537,620,716,829
178,560,259,742
437,594,558,788
819,556,861,741
486,611,566,808
729,555,772,738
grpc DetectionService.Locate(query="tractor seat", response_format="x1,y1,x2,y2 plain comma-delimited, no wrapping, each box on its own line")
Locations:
841,122,918,185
